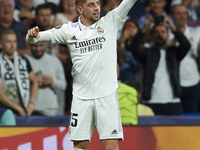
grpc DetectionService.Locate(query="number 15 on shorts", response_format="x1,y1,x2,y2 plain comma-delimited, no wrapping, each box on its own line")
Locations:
70,113,78,127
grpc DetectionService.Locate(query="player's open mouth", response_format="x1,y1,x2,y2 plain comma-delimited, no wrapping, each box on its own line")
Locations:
93,13,99,17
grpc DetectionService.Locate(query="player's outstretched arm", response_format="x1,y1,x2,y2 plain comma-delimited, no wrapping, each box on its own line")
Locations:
26,26,52,44
116,0,137,20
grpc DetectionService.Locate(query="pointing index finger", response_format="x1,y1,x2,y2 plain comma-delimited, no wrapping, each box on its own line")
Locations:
35,26,39,32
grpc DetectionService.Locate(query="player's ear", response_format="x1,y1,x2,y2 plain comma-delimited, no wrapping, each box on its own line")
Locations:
77,6,83,15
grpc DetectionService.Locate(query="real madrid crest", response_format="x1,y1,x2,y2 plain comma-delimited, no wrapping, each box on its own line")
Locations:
5,84,17,100
97,26,104,35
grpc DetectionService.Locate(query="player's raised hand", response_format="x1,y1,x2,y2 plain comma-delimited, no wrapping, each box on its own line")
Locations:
28,26,40,39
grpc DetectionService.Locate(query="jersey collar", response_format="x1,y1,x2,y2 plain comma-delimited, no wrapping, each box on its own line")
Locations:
78,16,98,31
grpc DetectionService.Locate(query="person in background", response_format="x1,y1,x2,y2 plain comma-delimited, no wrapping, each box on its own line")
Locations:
0,107,16,126
117,64,138,125
52,0,78,27
33,4,60,57
13,0,35,27
130,16,190,115
33,2,69,95
138,0,172,29
127,80,154,116
170,0,200,27
31,0,60,15
118,18,141,84
0,29,38,116
170,4,200,113
25,42,67,116
32,4,52,31
31,0,59,25
33,3,69,72
0,0,30,55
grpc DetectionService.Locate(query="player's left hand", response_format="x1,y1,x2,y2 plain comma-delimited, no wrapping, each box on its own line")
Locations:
28,26,40,39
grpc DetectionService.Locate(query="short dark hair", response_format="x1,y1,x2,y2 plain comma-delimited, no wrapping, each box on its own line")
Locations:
170,4,187,14
35,3,52,16
75,0,87,7
0,29,16,42
151,23,168,35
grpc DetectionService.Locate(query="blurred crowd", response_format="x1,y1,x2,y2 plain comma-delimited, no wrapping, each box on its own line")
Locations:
0,0,200,126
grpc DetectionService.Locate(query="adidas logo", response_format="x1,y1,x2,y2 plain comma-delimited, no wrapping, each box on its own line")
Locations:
111,129,118,134
71,36,77,40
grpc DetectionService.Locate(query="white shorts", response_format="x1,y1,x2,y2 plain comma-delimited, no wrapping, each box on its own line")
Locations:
68,91,123,141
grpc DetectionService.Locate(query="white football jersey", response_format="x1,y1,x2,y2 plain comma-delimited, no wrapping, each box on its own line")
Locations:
50,11,123,99
27,0,138,99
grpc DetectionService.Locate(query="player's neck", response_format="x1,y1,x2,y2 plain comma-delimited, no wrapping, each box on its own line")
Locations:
80,17,96,27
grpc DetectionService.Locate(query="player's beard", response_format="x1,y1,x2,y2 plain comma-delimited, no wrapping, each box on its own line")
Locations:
82,12,99,24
